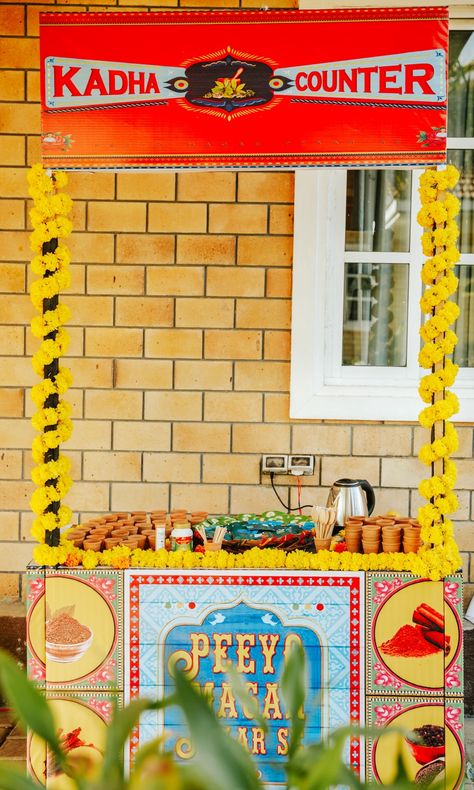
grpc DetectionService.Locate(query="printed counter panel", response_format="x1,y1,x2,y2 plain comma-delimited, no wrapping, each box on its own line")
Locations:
27,568,123,691
124,570,365,787
28,691,121,787
366,573,461,696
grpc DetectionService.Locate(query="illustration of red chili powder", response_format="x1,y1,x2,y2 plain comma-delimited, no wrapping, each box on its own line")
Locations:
380,624,441,657
46,612,91,645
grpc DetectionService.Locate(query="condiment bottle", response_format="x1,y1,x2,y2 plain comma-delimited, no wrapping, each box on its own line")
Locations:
155,526,166,550
171,524,193,552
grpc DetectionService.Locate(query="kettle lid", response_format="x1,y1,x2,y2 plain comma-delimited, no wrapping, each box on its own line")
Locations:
334,478,362,487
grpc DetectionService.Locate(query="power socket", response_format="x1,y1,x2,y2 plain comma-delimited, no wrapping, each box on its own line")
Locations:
261,454,288,474
288,454,314,475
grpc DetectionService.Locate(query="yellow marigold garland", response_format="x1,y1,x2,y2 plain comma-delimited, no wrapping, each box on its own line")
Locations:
28,164,74,557
416,165,462,568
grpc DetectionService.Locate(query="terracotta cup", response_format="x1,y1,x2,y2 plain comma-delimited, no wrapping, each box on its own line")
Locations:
345,517,365,527
115,512,129,519
105,537,121,549
382,540,401,552
205,541,223,552
314,537,332,551
147,533,156,550
404,543,420,554
131,511,146,517
376,518,396,527
123,538,139,549
83,538,103,551
111,528,129,537
362,541,380,554
72,538,84,548
127,525,139,535
136,534,147,549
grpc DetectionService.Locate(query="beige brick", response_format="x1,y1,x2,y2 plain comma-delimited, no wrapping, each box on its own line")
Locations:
0,7,24,35
0,200,24,230
27,70,40,101
178,172,236,202
177,235,235,265
85,328,143,357
173,423,230,453
0,573,20,598
83,451,141,481
67,420,112,450
0,389,24,418
230,484,285,514
147,266,204,296
266,269,292,298
66,172,115,200
117,172,175,201
87,266,145,295
68,233,115,264
115,297,173,327
233,423,290,454
143,453,201,483
322,456,380,487
170,483,228,514
88,202,146,232
238,173,294,203
237,298,291,329
24,449,81,481
269,205,293,235
0,103,39,135
0,357,34,387
209,204,267,234
453,522,474,552
454,459,474,489
0,72,24,102
67,359,113,388
68,482,110,512
175,361,233,391
0,294,32,324
113,421,170,451
111,482,169,512
64,296,114,326
176,298,234,328
204,392,262,423
0,168,29,198
0,230,29,261
0,543,33,573
203,454,259,484
242,0,296,6
264,331,291,360
145,391,202,421
264,394,290,422
373,488,410,517
69,265,86,295
0,450,22,479
115,359,173,389
0,38,38,70
204,330,261,360
0,418,34,449
116,234,175,265
85,390,142,420
149,202,206,233
27,134,41,166
0,480,33,508
292,425,351,455
1,137,25,166
0,512,19,541
207,267,264,297
238,236,292,267
180,0,237,5
353,426,412,457
234,362,289,392
0,326,24,355
414,425,472,458
145,329,202,359
381,457,425,488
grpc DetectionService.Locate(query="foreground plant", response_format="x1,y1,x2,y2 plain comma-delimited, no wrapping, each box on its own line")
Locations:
0,647,414,790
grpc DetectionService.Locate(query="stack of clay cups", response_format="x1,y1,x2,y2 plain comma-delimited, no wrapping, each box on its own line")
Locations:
379,519,402,553
361,523,381,554
403,521,421,553
344,518,364,553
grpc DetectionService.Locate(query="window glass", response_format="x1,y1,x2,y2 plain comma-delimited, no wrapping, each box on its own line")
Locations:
453,265,474,366
448,31,474,138
448,149,474,253
342,263,409,366
345,171,411,252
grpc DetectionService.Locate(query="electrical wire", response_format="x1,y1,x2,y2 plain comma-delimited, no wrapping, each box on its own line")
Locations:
270,473,312,513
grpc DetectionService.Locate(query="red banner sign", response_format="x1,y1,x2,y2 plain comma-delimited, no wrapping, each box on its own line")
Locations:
40,8,448,170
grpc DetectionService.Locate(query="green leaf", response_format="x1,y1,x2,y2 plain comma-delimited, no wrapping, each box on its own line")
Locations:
173,669,261,790
100,696,174,787
225,665,268,733
0,651,64,769
0,762,42,790
280,642,306,758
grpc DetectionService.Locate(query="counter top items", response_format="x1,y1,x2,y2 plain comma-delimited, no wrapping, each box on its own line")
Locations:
195,511,314,553
312,505,337,550
326,478,375,525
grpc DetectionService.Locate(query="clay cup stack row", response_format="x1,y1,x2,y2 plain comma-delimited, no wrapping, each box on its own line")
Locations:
344,516,421,554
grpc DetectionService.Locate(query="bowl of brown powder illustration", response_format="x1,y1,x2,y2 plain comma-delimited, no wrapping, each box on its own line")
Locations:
45,611,93,663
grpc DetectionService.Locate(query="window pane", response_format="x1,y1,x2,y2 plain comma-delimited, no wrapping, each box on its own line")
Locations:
345,171,411,252
342,263,408,366
448,31,474,138
453,265,474,367
448,149,474,254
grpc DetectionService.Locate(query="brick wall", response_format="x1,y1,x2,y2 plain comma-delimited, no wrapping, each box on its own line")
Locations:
0,0,473,605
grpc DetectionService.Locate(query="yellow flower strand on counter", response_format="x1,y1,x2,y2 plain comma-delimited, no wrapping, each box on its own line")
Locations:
28,164,74,545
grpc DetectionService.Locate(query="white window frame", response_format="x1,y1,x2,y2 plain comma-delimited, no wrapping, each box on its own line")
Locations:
290,16,474,422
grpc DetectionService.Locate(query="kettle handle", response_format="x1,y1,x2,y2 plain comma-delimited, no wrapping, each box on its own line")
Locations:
360,479,375,515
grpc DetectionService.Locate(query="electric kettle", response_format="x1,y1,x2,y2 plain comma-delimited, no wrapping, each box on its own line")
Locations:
326,479,375,526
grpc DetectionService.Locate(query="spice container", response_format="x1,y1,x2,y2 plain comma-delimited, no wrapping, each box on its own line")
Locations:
171,526,193,552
